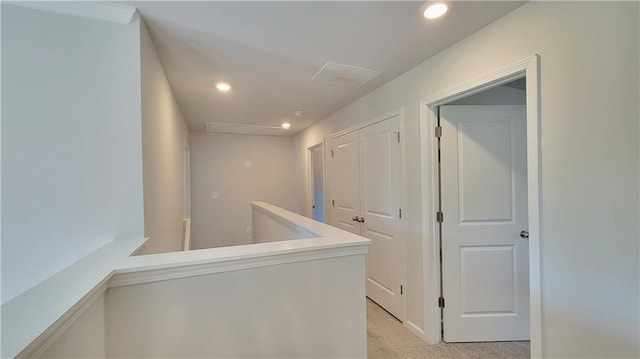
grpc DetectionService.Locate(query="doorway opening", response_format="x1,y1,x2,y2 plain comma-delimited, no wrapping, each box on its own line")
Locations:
419,56,541,356
307,142,325,222
437,78,529,343
183,141,192,251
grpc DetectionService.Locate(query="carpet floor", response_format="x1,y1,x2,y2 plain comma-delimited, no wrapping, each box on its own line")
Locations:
367,299,530,359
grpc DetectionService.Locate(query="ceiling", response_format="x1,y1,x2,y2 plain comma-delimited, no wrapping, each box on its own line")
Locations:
127,1,526,135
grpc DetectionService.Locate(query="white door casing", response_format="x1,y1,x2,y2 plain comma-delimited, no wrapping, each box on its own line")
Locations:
307,143,325,222
440,105,529,342
330,113,406,321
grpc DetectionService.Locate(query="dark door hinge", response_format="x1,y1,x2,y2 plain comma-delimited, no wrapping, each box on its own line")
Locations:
331,150,334,158
332,199,335,206
436,211,444,223
399,208,402,218
438,297,445,308
435,126,442,138
400,285,403,295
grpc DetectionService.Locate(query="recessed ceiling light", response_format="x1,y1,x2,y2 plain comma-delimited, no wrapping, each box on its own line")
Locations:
423,3,448,19
216,82,231,92
281,122,291,129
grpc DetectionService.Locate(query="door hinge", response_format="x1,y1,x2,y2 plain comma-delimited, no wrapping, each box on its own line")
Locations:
396,131,401,143
435,126,442,138
438,297,445,308
399,208,402,218
400,285,403,295
332,199,335,206
331,150,334,158
436,211,444,223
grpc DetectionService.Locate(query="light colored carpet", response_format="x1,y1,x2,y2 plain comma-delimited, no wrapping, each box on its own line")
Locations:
367,298,530,359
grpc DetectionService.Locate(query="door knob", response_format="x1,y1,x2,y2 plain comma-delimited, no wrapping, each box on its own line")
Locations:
358,217,365,223
352,216,359,222
520,230,529,239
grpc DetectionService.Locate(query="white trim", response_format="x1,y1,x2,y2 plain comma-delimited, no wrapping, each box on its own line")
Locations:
9,2,137,24
182,218,192,251
320,140,327,223
306,145,314,218
418,96,440,344
418,55,542,357
109,244,368,288
306,141,325,221
406,320,426,339
525,55,543,359
17,281,109,358
330,108,403,139
184,142,191,219
421,56,534,106
397,108,409,326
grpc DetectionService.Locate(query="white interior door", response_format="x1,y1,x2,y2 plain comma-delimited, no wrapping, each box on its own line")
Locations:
359,116,405,321
331,131,360,235
440,105,529,342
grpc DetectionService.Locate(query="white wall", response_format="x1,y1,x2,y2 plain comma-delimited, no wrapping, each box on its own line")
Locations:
105,255,367,358
252,204,315,243
1,4,143,304
189,132,296,249
42,295,106,359
140,19,190,254
293,2,639,357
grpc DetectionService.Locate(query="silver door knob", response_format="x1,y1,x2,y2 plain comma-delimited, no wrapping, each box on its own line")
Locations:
352,216,359,222
358,217,365,223
520,230,529,239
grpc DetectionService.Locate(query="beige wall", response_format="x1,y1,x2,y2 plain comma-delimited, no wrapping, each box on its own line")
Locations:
42,295,106,359
293,2,639,357
141,20,190,254
105,255,366,358
190,132,296,249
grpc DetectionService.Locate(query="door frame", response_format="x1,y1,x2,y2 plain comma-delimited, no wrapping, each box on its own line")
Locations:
306,141,326,221
419,55,542,356
184,141,191,218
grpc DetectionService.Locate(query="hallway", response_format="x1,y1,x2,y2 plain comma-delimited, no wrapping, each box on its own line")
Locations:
367,299,530,359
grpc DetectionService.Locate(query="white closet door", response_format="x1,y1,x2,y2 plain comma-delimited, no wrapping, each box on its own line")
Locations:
440,105,529,342
359,115,405,321
331,131,361,235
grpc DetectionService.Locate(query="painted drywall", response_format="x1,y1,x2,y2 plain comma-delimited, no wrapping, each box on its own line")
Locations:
449,84,525,105
42,295,106,358
105,255,367,358
189,132,296,249
252,205,315,243
140,19,190,254
1,4,143,304
293,2,639,357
